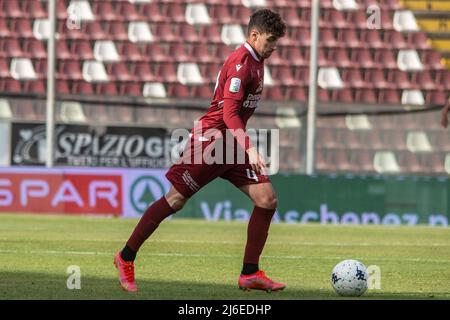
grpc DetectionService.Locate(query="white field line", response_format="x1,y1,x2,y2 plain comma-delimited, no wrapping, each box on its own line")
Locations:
0,248,450,264
0,238,449,247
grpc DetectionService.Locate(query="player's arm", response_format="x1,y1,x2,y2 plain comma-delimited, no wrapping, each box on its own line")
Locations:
222,68,266,174
440,96,450,128
223,99,266,174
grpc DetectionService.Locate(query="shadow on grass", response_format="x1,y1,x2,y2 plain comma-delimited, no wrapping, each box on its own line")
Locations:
0,271,444,300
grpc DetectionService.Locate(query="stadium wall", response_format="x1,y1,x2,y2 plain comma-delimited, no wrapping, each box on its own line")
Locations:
0,167,448,227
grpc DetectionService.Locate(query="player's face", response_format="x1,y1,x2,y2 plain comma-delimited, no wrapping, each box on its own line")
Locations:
255,32,278,59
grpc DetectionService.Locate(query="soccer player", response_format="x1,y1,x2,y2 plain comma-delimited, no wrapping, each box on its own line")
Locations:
114,9,287,293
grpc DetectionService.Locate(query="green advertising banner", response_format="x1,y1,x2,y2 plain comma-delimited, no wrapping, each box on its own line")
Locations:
174,174,449,227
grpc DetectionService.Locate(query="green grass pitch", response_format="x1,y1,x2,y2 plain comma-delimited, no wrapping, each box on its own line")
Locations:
0,213,449,300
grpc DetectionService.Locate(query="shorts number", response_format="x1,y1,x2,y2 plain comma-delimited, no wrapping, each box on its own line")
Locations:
246,169,259,182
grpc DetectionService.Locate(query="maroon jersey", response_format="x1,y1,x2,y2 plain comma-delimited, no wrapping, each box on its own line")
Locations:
192,42,265,149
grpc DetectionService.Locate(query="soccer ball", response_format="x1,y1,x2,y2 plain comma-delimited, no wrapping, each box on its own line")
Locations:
331,259,368,297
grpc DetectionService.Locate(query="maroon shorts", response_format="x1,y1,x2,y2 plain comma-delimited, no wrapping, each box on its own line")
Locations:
165,136,270,198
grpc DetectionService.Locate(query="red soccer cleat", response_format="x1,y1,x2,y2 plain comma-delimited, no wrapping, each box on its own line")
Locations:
114,251,137,292
238,270,286,292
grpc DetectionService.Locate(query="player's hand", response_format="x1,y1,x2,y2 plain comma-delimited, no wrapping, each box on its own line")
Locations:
247,147,267,175
441,98,450,128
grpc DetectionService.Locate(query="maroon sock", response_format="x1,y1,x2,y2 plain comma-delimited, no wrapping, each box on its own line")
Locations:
126,196,175,252
243,206,276,265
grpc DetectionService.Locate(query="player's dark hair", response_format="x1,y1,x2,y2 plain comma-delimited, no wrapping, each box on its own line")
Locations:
247,9,287,38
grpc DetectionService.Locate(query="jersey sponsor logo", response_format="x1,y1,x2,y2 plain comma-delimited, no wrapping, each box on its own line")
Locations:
243,93,261,109
229,77,241,93
236,64,242,72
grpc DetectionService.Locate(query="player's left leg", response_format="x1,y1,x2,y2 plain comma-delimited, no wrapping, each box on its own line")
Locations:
236,182,285,292
221,167,285,292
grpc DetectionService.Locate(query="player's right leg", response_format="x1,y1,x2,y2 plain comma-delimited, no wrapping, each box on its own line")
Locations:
114,185,187,292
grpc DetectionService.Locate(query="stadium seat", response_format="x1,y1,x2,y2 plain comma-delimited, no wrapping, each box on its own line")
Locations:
363,70,388,89
95,83,119,96
354,88,377,103
56,41,74,60
382,30,408,49
92,1,118,21
177,63,203,85
397,49,424,71
373,151,400,174
333,0,359,11
411,71,435,90
139,2,165,23
426,90,447,105
192,44,218,64
373,49,398,69
345,10,368,29
287,86,307,101
393,10,420,32
199,25,223,44
67,0,95,22
0,0,25,18
24,0,47,18
284,47,307,66
179,24,201,43
10,58,37,80
193,85,213,99
116,42,143,62
336,28,361,48
129,62,157,82
271,66,296,86
317,67,344,89
157,63,179,83
71,81,94,95
401,89,425,105
82,61,109,83
60,101,86,122
104,22,129,41
346,114,372,130
406,32,431,50
360,29,384,49
331,88,354,102
264,86,284,101
22,39,47,59
350,48,377,68
242,0,267,7
386,70,412,90
209,5,234,24
186,3,211,25
128,21,154,43
320,28,338,47
114,2,143,21
70,40,94,60
342,68,366,88
407,131,432,153
106,63,134,82
264,65,275,86
155,23,179,43
378,88,401,104
58,61,83,80
168,83,190,98
93,41,120,62
11,18,34,38
33,19,50,40
56,80,70,94
221,24,246,46
422,50,445,70
119,82,142,96
164,3,187,23
144,43,173,63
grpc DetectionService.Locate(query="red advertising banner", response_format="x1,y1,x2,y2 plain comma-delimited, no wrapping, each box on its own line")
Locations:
0,171,122,215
